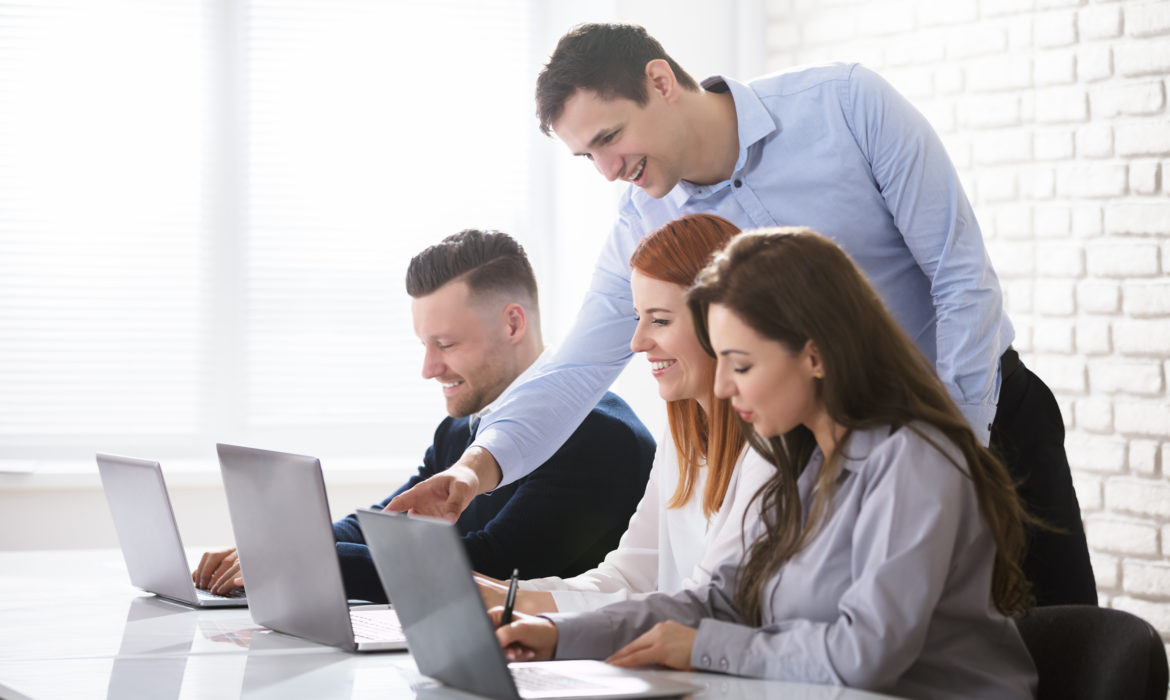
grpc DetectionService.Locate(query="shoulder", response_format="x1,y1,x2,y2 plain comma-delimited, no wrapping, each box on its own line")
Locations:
843,422,969,488
748,62,858,99
561,392,656,455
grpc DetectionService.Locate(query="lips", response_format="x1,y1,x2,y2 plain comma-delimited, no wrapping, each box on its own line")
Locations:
438,378,465,395
648,358,676,378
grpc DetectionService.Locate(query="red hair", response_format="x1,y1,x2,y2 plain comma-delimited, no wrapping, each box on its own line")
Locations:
630,214,745,519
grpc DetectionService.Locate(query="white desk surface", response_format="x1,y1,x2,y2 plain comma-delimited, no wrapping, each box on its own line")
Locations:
0,549,898,700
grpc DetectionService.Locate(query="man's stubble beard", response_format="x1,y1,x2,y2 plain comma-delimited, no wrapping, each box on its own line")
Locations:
445,349,514,419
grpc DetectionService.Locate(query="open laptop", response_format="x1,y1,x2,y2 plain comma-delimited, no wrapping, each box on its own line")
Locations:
96,453,248,608
216,443,406,652
356,508,701,700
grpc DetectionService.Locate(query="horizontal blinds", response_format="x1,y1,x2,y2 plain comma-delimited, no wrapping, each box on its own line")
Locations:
246,0,533,426
0,0,207,438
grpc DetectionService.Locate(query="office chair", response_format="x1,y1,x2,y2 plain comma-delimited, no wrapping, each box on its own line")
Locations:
1015,605,1168,700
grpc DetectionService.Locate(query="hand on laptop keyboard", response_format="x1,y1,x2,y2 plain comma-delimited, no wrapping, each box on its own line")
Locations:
193,548,244,594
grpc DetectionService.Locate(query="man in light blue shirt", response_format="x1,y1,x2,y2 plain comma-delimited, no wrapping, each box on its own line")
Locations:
391,23,1095,605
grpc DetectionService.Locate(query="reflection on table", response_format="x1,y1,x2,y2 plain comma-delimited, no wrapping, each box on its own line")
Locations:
0,549,898,700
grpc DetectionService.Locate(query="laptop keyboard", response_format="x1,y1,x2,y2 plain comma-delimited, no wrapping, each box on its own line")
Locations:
196,587,246,600
510,666,609,693
350,610,406,643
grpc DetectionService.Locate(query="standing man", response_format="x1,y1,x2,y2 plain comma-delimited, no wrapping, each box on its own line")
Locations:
391,24,1095,606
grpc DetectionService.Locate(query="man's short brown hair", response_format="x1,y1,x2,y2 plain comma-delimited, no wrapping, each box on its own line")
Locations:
405,229,539,311
535,23,700,136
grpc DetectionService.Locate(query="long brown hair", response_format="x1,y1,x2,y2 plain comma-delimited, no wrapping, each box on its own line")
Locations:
686,227,1032,624
631,214,746,520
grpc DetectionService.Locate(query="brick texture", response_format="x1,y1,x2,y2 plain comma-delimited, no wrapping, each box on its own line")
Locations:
767,0,1170,637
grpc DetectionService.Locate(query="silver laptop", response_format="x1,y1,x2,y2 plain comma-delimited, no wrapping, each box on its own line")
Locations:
355,508,701,700
96,453,248,608
216,443,406,652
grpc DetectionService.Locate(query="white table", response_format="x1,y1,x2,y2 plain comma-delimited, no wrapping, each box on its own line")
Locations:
0,550,897,700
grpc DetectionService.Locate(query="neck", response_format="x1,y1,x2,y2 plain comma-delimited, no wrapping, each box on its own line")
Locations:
808,408,847,462
513,333,544,377
678,87,740,186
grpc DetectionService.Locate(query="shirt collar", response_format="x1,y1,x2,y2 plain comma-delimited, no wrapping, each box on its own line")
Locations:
803,426,893,479
470,346,555,425
674,75,779,200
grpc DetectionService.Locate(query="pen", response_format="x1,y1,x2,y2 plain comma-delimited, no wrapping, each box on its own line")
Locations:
500,568,519,626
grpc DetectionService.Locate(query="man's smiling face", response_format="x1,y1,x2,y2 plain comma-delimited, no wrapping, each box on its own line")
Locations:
552,88,684,199
412,280,514,418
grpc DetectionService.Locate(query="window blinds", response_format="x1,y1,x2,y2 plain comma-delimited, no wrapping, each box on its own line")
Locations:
0,0,535,456
0,1,208,443
245,0,534,429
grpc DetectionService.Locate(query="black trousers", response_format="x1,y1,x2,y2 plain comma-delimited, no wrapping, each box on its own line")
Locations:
991,359,1098,606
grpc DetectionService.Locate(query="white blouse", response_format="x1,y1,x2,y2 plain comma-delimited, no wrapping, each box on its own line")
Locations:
519,427,774,612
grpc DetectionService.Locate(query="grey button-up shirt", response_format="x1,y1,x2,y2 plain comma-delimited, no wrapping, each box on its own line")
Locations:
548,424,1038,700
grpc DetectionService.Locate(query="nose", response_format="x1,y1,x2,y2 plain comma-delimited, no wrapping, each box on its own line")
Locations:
595,152,623,183
630,317,653,354
713,361,736,400
421,345,446,380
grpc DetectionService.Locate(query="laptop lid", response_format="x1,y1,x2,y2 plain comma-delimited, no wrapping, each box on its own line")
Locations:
216,443,356,652
356,509,520,700
96,453,200,604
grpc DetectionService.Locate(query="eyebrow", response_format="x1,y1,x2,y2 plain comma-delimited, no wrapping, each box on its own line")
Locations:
719,349,749,356
571,125,621,156
643,307,674,315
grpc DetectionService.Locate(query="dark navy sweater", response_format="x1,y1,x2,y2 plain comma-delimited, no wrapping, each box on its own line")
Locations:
332,392,655,603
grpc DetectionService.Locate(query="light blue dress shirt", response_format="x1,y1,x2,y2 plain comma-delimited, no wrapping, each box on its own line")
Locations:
547,424,1038,700
476,63,1013,487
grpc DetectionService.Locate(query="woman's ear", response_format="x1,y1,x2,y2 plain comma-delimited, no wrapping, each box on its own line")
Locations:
803,339,824,380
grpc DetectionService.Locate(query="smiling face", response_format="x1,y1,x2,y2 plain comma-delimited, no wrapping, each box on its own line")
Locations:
412,280,518,418
630,270,713,406
552,88,685,199
707,303,822,439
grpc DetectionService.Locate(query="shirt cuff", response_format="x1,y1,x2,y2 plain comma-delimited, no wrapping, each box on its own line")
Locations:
544,612,615,660
958,403,998,447
690,618,756,675
471,427,524,490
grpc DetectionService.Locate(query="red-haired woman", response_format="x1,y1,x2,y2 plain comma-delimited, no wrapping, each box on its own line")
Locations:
477,214,772,615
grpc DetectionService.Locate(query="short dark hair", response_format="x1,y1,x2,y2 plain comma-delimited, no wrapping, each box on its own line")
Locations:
406,229,539,311
535,23,700,136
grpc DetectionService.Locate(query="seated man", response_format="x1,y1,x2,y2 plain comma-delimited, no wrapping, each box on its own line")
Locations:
193,229,656,603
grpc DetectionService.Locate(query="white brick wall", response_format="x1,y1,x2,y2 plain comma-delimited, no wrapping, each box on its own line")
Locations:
767,0,1170,635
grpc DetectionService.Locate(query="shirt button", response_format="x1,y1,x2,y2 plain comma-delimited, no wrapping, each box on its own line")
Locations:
734,179,742,188
720,657,729,670
701,654,711,667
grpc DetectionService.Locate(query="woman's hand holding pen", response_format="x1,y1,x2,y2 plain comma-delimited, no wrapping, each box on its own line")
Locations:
475,574,559,615
491,608,558,662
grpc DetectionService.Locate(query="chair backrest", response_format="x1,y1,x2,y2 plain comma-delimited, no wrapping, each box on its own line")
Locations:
1015,605,1168,700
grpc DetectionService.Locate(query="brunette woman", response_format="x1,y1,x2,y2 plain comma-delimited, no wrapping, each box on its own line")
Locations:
494,228,1037,700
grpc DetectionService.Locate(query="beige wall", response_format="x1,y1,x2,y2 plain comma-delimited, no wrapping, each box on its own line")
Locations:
765,0,1170,635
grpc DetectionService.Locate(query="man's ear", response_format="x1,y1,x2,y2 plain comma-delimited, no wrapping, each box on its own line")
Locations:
502,302,528,343
646,59,680,104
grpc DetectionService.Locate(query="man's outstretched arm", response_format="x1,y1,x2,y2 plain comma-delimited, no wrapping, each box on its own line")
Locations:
388,202,648,520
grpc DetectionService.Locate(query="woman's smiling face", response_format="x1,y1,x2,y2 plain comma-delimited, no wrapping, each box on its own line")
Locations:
707,303,820,439
630,269,712,405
